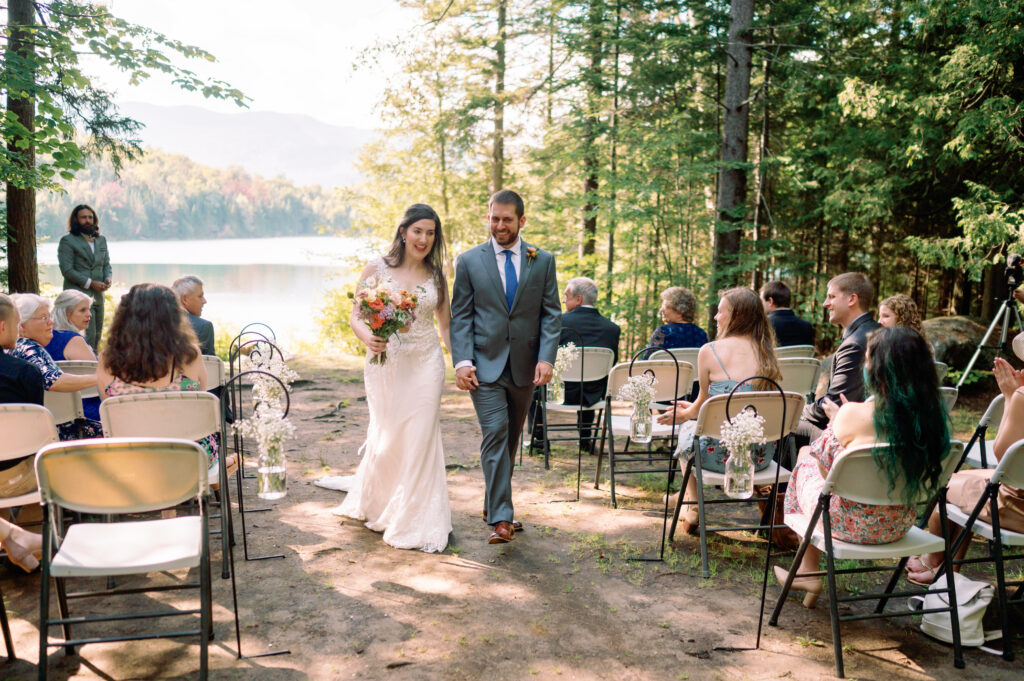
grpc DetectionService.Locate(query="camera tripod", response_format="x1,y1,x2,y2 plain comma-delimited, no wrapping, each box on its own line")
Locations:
957,290,1023,389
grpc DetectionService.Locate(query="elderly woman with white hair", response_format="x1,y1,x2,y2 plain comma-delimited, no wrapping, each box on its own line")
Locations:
8,293,102,440
46,289,98,361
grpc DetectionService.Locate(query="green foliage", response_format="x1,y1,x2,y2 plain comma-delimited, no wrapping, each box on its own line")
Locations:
1,1,248,191
34,148,352,241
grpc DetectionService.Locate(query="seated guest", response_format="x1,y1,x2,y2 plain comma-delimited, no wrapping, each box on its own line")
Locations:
777,327,950,606
8,294,101,440
657,287,781,534
46,289,101,422
560,277,621,452
646,286,707,356
172,275,215,356
98,284,232,478
798,272,881,444
0,294,47,572
878,293,925,337
0,293,44,407
51,289,96,352
906,341,1024,585
760,279,814,347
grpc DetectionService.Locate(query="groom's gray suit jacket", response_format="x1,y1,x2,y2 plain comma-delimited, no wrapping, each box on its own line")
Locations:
450,240,561,385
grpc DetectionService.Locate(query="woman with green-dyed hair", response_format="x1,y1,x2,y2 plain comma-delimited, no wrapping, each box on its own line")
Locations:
774,326,951,608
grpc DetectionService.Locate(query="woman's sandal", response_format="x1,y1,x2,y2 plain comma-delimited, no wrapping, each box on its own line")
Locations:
2,535,42,573
906,555,941,586
774,565,823,608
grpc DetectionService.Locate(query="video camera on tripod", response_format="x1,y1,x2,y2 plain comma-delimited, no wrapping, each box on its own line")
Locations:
1006,253,1023,296
957,253,1024,388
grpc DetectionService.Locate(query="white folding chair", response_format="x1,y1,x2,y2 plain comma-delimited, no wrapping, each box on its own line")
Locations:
43,390,84,437
935,361,949,383
596,357,693,560
961,394,1004,470
0,404,58,660
202,355,226,389
944,438,1024,660
35,438,212,680
535,347,615,500
770,441,966,678
99,392,229,573
597,359,695,504
55,360,99,400
774,344,816,358
670,390,806,578
648,347,700,368
939,386,958,413
777,357,822,402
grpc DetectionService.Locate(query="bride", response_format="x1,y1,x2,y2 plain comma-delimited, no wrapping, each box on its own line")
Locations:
330,203,453,553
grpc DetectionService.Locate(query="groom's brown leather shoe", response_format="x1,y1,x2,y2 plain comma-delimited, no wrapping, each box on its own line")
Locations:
482,510,522,533
488,521,514,544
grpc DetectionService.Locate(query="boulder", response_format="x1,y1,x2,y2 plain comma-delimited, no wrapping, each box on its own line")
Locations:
922,315,1023,370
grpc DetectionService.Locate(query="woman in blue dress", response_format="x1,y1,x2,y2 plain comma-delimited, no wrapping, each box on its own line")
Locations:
45,289,100,422
657,287,781,534
647,286,708,353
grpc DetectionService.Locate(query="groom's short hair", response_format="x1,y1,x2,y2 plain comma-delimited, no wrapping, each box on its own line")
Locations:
489,189,525,219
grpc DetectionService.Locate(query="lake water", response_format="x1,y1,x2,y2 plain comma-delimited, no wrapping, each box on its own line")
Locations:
37,235,375,348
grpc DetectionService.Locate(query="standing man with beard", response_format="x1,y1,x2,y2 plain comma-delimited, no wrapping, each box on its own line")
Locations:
57,204,112,350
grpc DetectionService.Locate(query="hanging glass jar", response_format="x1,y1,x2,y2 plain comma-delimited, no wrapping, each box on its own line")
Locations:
723,445,755,499
549,375,565,403
630,401,653,444
257,441,288,500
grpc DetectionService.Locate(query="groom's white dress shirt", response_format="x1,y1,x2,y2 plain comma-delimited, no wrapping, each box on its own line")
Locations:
454,236,523,372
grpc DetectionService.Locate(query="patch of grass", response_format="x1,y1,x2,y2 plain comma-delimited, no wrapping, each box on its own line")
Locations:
797,634,825,647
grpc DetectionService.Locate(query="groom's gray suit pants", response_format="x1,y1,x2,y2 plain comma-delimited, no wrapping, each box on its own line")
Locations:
470,363,534,526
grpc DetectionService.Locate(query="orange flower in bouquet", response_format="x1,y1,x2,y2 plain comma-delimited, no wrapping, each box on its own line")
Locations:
355,278,419,365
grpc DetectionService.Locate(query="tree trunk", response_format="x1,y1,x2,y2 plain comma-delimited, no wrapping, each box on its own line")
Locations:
751,48,771,292
5,0,40,293
708,0,754,329
580,0,603,275
491,0,507,193
604,0,621,306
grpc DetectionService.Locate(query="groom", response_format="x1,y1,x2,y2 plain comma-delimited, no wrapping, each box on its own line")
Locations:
451,190,561,544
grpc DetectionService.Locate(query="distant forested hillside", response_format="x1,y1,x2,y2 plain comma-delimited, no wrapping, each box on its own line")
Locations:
36,148,352,240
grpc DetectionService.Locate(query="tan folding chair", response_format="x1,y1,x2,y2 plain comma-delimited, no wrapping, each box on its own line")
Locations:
35,438,212,680
648,347,700,368
770,441,965,678
202,355,226,389
0,404,58,660
670,390,806,578
960,394,1003,470
944,438,1024,660
535,347,616,500
597,357,694,560
42,390,84,437
777,357,822,402
55,360,99,400
939,386,958,413
774,344,816,358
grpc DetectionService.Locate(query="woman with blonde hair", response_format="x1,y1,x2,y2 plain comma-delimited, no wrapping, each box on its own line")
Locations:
658,287,781,533
878,294,924,336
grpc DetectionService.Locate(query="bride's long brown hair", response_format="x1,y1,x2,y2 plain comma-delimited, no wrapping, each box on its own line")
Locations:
719,287,780,391
382,204,448,304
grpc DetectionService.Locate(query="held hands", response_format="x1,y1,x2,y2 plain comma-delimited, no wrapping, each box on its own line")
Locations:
822,394,849,423
657,400,692,425
89,281,109,292
455,366,479,391
993,357,1024,398
533,361,553,386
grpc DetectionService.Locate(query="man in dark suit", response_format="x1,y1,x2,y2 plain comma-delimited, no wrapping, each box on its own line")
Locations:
172,275,215,356
57,204,111,349
798,272,882,442
560,277,621,452
761,279,814,347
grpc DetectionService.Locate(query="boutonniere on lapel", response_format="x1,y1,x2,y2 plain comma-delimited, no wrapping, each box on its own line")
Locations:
525,246,538,262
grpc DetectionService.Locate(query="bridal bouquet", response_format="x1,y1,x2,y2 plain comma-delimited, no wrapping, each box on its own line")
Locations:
355,278,418,365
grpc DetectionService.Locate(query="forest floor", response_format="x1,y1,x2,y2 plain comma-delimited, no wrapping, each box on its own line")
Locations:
0,354,1017,681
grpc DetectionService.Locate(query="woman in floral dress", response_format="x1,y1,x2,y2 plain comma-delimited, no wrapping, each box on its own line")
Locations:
776,327,951,607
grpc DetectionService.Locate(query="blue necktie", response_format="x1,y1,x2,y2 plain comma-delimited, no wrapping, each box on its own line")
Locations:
502,249,517,310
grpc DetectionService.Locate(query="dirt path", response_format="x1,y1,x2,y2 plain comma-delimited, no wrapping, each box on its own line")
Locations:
1,354,1016,680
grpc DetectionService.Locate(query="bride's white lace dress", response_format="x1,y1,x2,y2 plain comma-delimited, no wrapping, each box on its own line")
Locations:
333,258,452,553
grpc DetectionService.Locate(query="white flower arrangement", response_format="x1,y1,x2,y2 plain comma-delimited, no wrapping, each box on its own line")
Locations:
616,373,657,405
719,407,767,455
553,342,581,380
242,353,299,407
232,403,296,456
